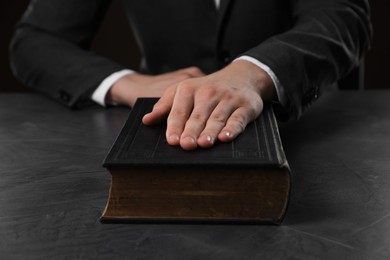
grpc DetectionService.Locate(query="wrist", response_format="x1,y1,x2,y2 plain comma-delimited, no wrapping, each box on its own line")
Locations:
91,69,134,106
106,73,142,107
231,60,276,102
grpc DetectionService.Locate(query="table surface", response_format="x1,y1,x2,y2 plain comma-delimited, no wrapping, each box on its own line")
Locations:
1,90,389,260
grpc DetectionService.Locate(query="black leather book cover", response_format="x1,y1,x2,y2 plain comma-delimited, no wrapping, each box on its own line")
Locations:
104,98,288,169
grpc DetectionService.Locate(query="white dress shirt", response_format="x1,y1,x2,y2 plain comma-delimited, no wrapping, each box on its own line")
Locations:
91,0,285,106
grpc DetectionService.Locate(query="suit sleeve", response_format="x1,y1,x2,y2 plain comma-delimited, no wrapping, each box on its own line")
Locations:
9,0,127,108
243,0,373,119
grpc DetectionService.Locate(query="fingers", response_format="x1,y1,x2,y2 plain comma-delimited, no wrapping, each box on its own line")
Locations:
142,67,205,126
191,100,236,148
168,85,220,150
197,103,260,148
217,107,258,143
165,82,196,147
176,67,205,77
145,83,263,150
158,67,205,83
175,104,259,150
142,86,176,125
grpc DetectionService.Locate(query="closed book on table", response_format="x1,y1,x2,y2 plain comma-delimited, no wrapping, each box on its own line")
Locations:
101,98,290,224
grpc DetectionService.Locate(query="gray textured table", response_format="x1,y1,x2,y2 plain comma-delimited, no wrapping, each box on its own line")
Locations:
1,90,389,259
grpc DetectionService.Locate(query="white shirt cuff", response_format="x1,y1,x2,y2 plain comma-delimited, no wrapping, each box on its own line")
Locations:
91,69,134,107
234,55,287,106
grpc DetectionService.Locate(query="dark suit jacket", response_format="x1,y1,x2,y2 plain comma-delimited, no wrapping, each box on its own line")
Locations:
9,0,372,119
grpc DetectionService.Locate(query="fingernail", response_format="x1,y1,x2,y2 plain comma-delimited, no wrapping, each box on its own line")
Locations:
168,134,180,143
204,135,214,143
221,131,233,138
183,136,196,144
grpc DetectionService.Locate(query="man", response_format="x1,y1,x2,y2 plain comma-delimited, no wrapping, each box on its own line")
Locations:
10,0,372,150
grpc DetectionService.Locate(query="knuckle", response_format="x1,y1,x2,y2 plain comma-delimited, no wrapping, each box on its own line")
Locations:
167,109,189,124
248,109,258,120
223,93,234,101
190,112,208,124
176,81,195,96
199,87,217,100
172,109,189,119
229,116,246,132
210,113,226,125
177,80,194,89
243,102,261,119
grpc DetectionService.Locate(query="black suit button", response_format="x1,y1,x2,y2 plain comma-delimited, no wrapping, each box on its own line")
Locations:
302,85,320,107
218,50,231,64
313,85,320,100
59,90,71,103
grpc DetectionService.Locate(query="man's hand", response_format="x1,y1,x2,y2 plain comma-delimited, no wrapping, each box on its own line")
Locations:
105,67,205,107
142,60,276,150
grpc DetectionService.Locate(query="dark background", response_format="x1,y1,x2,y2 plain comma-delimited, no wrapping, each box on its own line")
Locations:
1,0,388,92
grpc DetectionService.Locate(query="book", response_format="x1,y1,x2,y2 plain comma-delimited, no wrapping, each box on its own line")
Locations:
101,98,290,224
